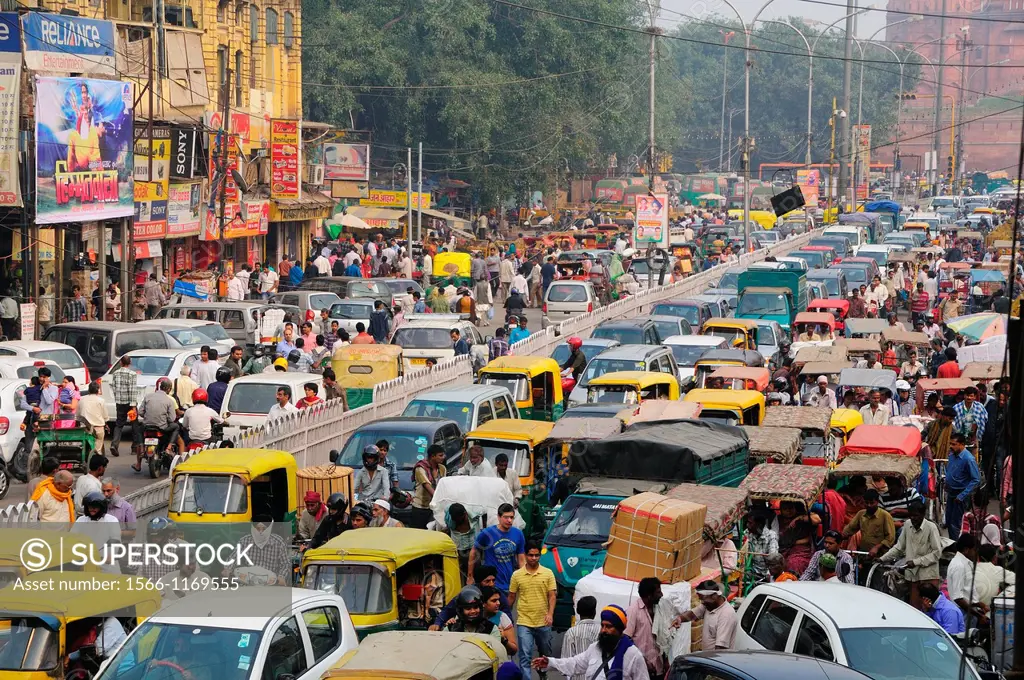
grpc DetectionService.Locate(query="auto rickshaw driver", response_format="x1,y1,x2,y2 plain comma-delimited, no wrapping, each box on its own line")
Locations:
309,492,351,549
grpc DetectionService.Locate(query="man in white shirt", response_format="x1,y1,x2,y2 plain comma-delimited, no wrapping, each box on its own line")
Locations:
422,252,433,285
533,605,649,680
267,386,299,422
858,389,891,425
947,534,987,622
181,392,224,444
194,347,220,389
72,491,122,573
803,376,838,408
344,248,361,269
73,455,108,515
458,445,496,477
259,266,279,299
77,381,108,454
313,251,331,276
226,271,247,301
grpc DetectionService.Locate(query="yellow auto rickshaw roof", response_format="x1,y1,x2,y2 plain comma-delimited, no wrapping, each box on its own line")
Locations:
0,530,97,565
684,388,765,409
325,631,506,680
173,448,297,478
465,418,555,444
903,221,930,228
588,371,675,388
481,356,561,376
332,344,404,361
433,252,472,277
830,408,864,431
702,318,758,331
0,573,162,618
304,527,458,566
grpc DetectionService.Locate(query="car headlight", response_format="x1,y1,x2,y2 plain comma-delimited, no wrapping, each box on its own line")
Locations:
567,399,581,409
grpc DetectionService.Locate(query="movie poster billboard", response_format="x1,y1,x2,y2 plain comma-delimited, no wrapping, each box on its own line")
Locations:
324,143,369,181
167,181,202,237
796,169,820,209
35,77,134,224
634,192,668,247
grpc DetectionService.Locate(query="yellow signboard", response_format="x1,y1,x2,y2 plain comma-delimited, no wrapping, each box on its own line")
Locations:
360,190,431,210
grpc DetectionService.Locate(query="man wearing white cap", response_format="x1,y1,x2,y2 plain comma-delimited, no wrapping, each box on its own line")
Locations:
371,499,404,527
803,375,837,408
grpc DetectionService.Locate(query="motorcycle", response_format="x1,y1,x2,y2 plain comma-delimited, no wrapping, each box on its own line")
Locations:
185,420,227,453
142,428,177,479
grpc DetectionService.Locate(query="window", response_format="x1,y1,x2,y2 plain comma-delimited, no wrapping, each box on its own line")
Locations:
750,599,798,652
262,617,307,680
235,50,243,106
217,45,228,108
793,615,834,661
216,0,228,22
477,400,494,425
250,4,259,43
493,397,511,420
302,606,342,663
221,310,245,330
266,8,278,44
284,11,294,48
235,1,244,24
740,594,766,632
115,331,167,355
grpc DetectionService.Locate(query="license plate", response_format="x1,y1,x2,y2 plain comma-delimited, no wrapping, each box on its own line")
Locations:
410,358,427,365
144,438,160,445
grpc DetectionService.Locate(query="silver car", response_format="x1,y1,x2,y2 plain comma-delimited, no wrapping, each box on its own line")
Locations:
544,280,598,317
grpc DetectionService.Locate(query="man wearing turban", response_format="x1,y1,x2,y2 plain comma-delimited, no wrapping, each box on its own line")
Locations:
532,604,649,680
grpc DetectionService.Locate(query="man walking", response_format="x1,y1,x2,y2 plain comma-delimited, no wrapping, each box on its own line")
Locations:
143,274,166,318
945,433,981,540
509,542,557,677
560,597,600,680
109,356,139,458
469,503,525,593
624,577,666,677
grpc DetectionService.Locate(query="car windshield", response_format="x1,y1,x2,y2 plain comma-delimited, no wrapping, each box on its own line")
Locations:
305,563,392,614
392,327,452,349
171,474,248,514
551,344,607,367
466,439,530,477
651,303,700,326
338,429,438,489
108,356,174,376
98,622,262,680
717,272,740,289
478,374,529,402
403,400,474,431
0,617,58,671
194,324,231,341
631,261,651,275
581,358,646,387
167,329,214,347
738,292,789,316
841,628,974,680
226,384,285,414
384,280,423,295
587,385,639,404
28,349,84,369
834,266,867,285
861,250,888,266
668,344,714,366
651,321,680,340
698,410,740,425
546,496,618,548
329,302,372,320
792,252,823,268
592,327,643,345
547,284,589,302
809,275,841,296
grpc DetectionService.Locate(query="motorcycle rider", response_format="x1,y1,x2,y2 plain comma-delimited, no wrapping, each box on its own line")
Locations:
446,586,499,639
560,336,587,383
243,344,275,375
309,492,351,549
350,502,373,529
135,378,179,473
207,366,232,413
181,388,225,447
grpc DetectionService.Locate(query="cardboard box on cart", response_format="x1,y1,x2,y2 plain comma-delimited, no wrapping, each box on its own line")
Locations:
603,492,707,583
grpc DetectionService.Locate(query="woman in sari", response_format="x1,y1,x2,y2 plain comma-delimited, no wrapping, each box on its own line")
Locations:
777,501,815,576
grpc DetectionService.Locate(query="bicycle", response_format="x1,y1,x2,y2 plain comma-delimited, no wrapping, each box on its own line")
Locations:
865,558,910,601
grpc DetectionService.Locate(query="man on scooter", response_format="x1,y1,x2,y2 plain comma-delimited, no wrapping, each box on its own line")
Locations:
560,336,587,383
181,388,225,447
135,378,179,473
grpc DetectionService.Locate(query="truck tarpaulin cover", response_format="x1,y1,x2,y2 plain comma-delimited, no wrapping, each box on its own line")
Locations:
569,420,748,482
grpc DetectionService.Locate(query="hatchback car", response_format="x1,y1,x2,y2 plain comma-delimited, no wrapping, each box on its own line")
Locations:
43,322,182,376
271,290,344,325
402,384,518,433
0,340,88,385
591,318,662,346
650,299,715,330
543,280,599,317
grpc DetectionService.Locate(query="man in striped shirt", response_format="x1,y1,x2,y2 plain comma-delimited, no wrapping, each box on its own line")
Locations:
559,596,600,680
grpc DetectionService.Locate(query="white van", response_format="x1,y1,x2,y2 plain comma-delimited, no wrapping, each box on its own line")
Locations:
220,372,324,435
822,226,867,255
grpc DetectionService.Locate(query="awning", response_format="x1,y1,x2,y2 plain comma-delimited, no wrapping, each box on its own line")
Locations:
346,206,407,229
112,240,163,261
270,189,336,222
413,207,471,228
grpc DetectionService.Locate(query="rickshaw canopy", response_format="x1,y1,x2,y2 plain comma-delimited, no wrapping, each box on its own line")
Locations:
844,319,889,337
541,417,624,445
961,361,1006,380
834,337,882,353
940,262,972,273
666,483,750,540
903,221,930,231
830,408,864,433
740,463,826,506
808,298,850,314
702,318,760,332
481,355,561,378
800,360,851,375
619,400,701,426
172,447,298,479
303,527,459,566
971,269,1006,283
708,366,771,392
0,530,97,568
588,370,678,390
742,425,802,463
332,344,404,388
762,406,833,433
694,348,766,367
880,329,932,347
684,389,766,412
794,313,837,331
839,368,898,393
832,454,920,487
432,252,472,278
917,377,976,391
325,630,507,680
465,418,555,446
794,345,848,366
0,573,161,621
839,424,921,457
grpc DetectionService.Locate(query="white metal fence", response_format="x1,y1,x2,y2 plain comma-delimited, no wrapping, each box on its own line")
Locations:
42,229,811,523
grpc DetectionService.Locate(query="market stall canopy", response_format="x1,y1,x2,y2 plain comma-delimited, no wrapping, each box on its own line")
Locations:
762,405,833,433
345,206,408,227
697,193,726,201
666,482,749,540
946,312,1006,342
839,424,921,458
740,463,826,506
569,420,748,483
413,207,472,230
832,454,920,487
742,425,802,463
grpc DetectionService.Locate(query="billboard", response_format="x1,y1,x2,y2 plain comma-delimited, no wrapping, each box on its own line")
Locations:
133,127,171,238
35,77,134,225
22,14,117,75
270,120,300,200
634,192,668,247
0,13,20,207
224,199,270,239
171,126,201,178
324,143,369,181
167,181,202,237
360,189,430,210
796,169,820,209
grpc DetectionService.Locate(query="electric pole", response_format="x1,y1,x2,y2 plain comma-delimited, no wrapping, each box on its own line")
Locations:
954,27,971,195
837,0,856,210
932,0,948,196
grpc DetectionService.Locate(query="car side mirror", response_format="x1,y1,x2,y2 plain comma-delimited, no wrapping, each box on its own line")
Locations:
329,449,339,464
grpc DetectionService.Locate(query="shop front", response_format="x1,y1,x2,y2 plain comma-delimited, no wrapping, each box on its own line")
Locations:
268,192,336,265
164,181,205,282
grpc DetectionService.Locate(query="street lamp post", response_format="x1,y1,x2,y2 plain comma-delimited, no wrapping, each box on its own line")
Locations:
718,30,736,172
727,107,744,172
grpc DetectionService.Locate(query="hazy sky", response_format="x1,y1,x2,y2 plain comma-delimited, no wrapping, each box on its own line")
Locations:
659,0,889,39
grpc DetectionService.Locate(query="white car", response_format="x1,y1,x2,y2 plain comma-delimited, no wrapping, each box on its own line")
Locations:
98,349,202,422
662,335,727,385
0,340,89,385
94,588,358,680
137,319,236,357
733,582,980,680
0,357,66,383
390,314,487,371
0,377,28,493
220,372,324,435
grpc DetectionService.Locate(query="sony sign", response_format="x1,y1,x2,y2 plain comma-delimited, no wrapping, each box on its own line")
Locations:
171,126,200,179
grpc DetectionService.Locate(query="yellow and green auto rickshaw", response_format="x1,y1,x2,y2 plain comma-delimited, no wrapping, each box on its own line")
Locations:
0,573,161,680
331,344,405,409
701,318,760,350
464,419,556,538
684,388,766,425
478,356,564,420
585,371,681,405
432,251,472,288
324,630,508,679
300,528,462,638
168,448,298,539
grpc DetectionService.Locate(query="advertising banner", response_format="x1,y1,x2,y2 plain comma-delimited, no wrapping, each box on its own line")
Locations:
171,126,200,178
167,181,202,237
35,77,134,225
208,130,240,205
224,199,269,239
795,169,820,209
0,13,20,207
360,189,430,210
22,14,117,75
270,120,300,200
634,192,668,247
324,143,369,181
133,127,170,238
595,185,624,202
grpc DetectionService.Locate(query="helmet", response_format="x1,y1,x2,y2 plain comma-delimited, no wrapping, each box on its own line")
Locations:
362,445,380,462
773,376,788,388
155,377,172,392
351,502,373,524
274,358,288,370
288,349,302,365
455,585,484,621
216,367,233,383
148,517,177,539
567,336,583,351
83,491,107,518
896,380,912,391
191,388,208,404
326,492,348,512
